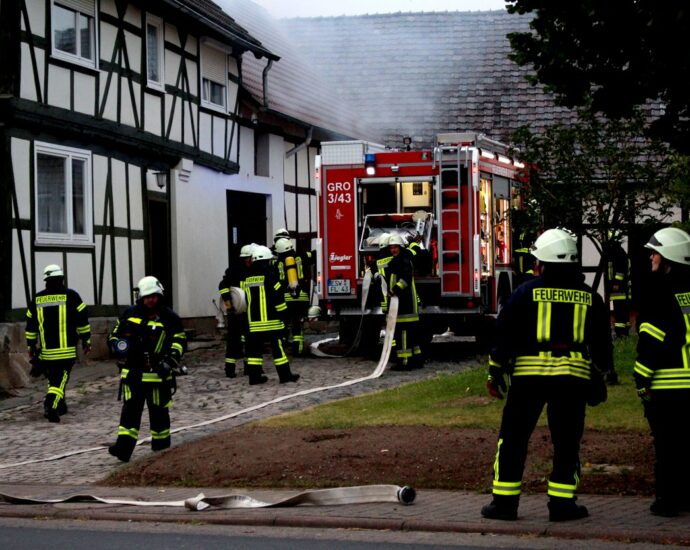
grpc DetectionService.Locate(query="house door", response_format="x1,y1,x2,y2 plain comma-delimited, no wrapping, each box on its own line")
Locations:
146,197,172,304
226,190,267,261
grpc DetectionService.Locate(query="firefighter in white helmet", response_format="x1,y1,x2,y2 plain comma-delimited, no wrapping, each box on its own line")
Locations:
482,228,613,522
25,264,91,422
386,234,423,369
218,243,255,377
107,275,187,462
634,227,690,517
243,246,300,385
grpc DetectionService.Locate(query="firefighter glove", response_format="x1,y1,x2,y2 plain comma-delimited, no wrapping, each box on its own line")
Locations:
486,374,506,399
587,367,607,406
157,360,173,378
29,357,44,378
637,387,652,402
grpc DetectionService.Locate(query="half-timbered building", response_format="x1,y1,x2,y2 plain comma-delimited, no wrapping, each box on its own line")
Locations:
0,0,366,388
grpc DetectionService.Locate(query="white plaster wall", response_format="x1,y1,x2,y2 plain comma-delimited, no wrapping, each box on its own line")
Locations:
144,94,162,136
11,138,31,219
128,164,144,231
115,236,131,305
111,159,128,228
47,65,70,110
66,253,95,305
20,43,38,102
170,162,284,318
11,231,30,310
73,72,96,116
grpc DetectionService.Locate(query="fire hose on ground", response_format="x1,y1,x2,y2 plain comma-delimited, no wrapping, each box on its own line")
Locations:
0,295,407,510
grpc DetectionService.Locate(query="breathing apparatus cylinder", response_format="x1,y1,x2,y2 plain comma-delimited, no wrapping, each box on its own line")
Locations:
285,255,299,292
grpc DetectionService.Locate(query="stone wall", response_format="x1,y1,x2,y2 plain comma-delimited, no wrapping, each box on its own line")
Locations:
0,318,117,395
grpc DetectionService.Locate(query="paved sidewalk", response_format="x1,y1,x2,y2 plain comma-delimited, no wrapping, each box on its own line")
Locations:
1,484,689,546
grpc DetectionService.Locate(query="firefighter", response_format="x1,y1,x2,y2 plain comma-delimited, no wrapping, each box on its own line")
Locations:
244,245,300,385
513,228,537,287
407,232,433,276
107,276,187,462
370,232,392,312
218,243,254,377
25,264,91,423
274,238,311,357
481,228,613,522
273,227,290,243
633,227,690,517
604,237,631,338
386,234,423,370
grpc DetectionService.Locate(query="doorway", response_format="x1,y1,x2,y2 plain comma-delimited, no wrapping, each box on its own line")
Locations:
226,190,268,261
146,197,172,304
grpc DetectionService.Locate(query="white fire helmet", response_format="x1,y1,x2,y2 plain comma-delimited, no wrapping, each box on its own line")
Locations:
530,228,578,263
307,305,321,321
43,264,64,280
388,234,406,247
645,227,690,265
378,233,392,249
273,228,290,241
252,245,274,262
239,243,256,258
275,238,294,254
137,276,164,297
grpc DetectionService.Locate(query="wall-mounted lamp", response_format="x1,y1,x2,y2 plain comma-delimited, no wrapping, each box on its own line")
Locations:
154,171,167,190
251,112,259,125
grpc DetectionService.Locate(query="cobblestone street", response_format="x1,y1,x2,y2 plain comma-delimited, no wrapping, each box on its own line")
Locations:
0,335,473,485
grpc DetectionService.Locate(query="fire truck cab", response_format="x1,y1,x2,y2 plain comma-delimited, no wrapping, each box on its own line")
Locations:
316,132,524,343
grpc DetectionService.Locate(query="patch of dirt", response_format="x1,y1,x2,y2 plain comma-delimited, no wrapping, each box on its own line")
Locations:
102,426,654,495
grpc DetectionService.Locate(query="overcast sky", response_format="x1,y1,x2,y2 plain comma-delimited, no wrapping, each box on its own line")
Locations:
251,0,507,18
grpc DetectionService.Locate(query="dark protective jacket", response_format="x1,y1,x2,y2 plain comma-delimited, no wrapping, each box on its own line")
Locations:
109,303,186,383
386,252,419,323
489,270,613,381
244,262,289,332
219,261,251,302
635,267,690,390
25,287,90,361
606,242,630,301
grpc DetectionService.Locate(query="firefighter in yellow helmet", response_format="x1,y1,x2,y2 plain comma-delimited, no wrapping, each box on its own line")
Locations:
274,238,312,356
634,227,690,517
386,234,423,369
481,228,613,522
25,264,91,422
107,276,187,462
244,246,300,385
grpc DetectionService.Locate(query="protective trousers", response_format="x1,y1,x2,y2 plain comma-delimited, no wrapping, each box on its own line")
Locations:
287,301,308,356
245,331,294,383
392,322,422,369
44,359,74,417
112,377,172,461
224,313,247,376
491,377,587,503
644,389,690,508
611,299,630,337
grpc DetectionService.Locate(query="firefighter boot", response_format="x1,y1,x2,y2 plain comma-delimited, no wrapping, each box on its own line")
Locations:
481,495,518,521
44,401,60,423
248,365,268,386
650,498,679,517
278,364,300,384
548,497,589,521
224,363,237,379
108,444,131,463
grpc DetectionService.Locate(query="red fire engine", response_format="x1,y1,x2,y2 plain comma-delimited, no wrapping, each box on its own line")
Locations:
316,132,524,344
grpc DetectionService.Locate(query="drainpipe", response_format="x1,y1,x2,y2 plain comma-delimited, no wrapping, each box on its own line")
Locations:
285,126,313,158
262,59,274,109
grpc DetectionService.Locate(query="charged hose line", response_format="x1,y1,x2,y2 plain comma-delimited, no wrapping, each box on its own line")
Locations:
0,484,416,511
0,297,399,471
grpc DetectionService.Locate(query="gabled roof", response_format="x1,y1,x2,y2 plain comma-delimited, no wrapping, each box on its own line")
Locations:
170,0,278,60
218,0,376,141
283,11,577,149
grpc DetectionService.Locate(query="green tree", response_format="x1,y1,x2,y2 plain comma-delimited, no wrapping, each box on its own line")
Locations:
511,108,678,292
506,1,690,154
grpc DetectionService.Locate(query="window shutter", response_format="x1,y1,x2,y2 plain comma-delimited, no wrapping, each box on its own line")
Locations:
202,44,227,85
56,0,95,15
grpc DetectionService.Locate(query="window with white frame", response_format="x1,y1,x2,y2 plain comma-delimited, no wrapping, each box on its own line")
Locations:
52,0,97,67
146,15,164,89
201,43,227,110
35,143,93,245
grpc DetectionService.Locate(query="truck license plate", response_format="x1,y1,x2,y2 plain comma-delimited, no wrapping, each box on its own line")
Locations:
327,279,351,295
